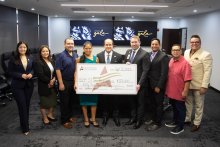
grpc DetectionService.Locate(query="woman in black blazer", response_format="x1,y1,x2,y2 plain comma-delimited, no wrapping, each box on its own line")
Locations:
8,41,34,135
34,45,57,125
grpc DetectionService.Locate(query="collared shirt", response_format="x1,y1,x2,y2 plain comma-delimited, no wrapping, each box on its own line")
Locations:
165,56,192,101
104,51,113,63
132,47,140,58
150,51,158,62
129,47,140,63
55,49,78,81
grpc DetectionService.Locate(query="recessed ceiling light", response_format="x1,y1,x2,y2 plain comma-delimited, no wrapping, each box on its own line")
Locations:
92,15,95,18
0,0,5,2
193,9,197,13
169,16,172,19
31,8,35,11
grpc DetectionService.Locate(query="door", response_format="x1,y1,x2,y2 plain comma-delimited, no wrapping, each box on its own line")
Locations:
162,29,182,55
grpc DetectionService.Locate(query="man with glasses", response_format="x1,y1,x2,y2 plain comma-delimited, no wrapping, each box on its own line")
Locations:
184,35,213,132
165,44,192,134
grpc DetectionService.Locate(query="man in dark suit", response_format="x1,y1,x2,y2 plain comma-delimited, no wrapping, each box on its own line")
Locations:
97,38,123,127
146,38,169,131
124,35,150,129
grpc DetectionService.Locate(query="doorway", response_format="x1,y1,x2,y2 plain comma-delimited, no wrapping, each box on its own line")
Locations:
162,28,187,55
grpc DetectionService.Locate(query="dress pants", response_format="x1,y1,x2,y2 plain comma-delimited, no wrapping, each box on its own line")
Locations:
12,85,34,133
130,87,146,122
170,99,186,129
185,89,205,125
102,95,119,118
149,88,165,125
59,80,76,124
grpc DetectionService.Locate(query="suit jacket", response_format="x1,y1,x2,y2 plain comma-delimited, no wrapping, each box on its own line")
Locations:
184,48,212,89
97,50,123,64
34,59,56,96
124,48,150,87
148,50,169,89
8,55,34,89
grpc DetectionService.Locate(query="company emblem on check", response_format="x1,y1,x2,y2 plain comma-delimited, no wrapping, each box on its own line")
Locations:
76,63,137,95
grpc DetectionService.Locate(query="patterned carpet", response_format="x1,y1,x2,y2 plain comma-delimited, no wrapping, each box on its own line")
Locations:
0,87,220,147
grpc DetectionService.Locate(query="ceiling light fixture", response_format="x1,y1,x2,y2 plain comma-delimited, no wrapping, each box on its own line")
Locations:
193,9,197,13
31,8,35,11
0,0,5,2
73,11,155,14
61,4,168,8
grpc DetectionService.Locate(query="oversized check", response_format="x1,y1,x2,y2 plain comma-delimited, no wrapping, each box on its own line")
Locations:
76,63,137,95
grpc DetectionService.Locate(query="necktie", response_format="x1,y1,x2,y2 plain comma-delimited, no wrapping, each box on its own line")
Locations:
150,52,155,62
106,54,110,64
130,50,136,63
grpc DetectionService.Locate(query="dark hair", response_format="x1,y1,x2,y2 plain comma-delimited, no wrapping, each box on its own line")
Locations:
80,41,93,63
64,37,74,44
14,41,30,64
151,38,160,45
172,44,181,49
38,45,52,62
190,35,201,43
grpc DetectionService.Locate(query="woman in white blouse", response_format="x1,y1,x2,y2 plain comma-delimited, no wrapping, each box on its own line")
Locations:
34,45,57,125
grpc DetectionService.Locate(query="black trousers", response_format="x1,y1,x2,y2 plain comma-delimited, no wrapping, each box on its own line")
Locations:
129,87,146,122
101,95,119,118
170,99,186,129
149,88,165,125
12,85,34,133
59,80,76,124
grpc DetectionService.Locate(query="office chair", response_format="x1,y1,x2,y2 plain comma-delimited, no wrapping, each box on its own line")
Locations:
1,52,14,101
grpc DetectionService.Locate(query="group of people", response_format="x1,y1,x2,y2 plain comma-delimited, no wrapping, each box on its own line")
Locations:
8,34,212,136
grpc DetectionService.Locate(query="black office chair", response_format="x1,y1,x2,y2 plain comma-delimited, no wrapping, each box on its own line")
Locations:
52,53,60,104
1,52,14,101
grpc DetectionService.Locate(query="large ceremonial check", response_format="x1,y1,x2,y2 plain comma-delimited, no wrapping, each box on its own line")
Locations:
76,63,137,95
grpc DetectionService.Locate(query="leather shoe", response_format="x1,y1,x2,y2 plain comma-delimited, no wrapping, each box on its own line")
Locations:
184,121,191,126
102,117,108,126
69,117,76,123
42,119,51,125
47,116,57,122
146,124,161,131
133,121,142,129
191,124,200,132
144,120,154,125
113,118,121,127
125,118,136,125
63,122,73,129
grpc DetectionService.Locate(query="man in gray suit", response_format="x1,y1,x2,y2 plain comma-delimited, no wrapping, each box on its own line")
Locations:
97,38,123,127
124,35,150,129
146,38,169,131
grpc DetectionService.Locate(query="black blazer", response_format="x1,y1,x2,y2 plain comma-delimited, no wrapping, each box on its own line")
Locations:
8,55,34,89
124,48,150,87
34,59,56,96
148,50,169,89
97,50,123,64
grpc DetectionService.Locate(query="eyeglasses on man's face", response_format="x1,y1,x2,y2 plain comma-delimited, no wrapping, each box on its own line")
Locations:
190,41,200,44
171,49,181,52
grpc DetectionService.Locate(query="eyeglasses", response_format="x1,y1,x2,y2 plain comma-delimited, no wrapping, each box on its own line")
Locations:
190,41,200,44
171,49,181,52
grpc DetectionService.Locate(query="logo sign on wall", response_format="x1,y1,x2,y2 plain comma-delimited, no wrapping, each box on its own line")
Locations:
70,21,157,46
70,21,113,45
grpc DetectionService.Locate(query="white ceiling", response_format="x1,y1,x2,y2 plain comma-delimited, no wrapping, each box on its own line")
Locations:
1,0,220,19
